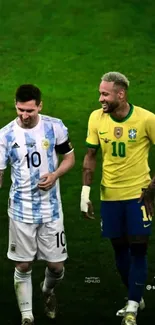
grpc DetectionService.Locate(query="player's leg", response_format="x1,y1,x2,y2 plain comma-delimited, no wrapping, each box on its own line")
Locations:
101,200,130,286
38,216,67,319
110,236,135,318
125,235,148,318
7,218,37,325
14,262,33,325
122,199,151,324
121,237,148,325
114,235,146,318
41,261,64,319
42,261,65,295
101,201,132,316
111,236,130,288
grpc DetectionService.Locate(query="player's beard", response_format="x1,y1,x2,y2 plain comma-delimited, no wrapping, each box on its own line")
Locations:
21,118,31,127
20,117,37,128
102,101,119,113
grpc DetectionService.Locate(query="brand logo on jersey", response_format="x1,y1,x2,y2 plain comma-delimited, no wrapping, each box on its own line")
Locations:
114,127,123,138
128,128,137,139
12,142,20,148
99,131,108,135
42,139,50,149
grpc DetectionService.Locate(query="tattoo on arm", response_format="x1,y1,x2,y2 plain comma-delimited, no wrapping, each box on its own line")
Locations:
149,176,155,190
83,148,97,186
83,167,94,185
0,170,4,188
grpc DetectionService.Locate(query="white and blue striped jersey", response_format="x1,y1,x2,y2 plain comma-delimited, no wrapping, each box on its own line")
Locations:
0,114,69,224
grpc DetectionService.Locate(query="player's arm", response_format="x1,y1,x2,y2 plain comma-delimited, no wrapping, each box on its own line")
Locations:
0,170,4,188
81,111,100,219
54,140,75,178
38,139,75,190
81,147,98,219
83,148,97,186
139,113,155,216
0,135,8,188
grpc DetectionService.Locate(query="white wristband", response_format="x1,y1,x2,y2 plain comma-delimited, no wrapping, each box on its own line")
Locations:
81,185,91,200
80,186,91,212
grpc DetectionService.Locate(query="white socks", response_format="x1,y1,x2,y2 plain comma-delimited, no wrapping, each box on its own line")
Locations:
14,268,33,321
126,300,139,313
42,267,64,295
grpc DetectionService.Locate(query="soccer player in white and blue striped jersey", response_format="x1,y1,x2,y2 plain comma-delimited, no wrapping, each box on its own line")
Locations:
0,84,75,325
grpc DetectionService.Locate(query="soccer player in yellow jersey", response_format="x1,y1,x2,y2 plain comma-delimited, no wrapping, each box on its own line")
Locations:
80,72,155,325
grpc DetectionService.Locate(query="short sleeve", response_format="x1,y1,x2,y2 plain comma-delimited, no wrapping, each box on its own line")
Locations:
0,134,8,169
54,120,68,145
146,112,155,144
86,111,100,148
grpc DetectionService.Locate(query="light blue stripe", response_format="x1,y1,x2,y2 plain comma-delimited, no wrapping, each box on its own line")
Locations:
44,122,59,221
5,129,23,221
24,133,42,223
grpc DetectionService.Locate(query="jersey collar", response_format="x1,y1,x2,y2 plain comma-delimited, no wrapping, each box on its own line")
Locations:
110,103,133,123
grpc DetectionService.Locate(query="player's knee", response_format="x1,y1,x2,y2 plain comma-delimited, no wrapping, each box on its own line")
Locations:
14,267,32,282
15,262,32,273
47,261,64,273
111,238,129,254
46,266,65,280
130,243,148,256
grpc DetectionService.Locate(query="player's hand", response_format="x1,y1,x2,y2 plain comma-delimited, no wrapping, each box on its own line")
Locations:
138,187,155,217
38,173,57,191
80,185,95,219
82,201,95,220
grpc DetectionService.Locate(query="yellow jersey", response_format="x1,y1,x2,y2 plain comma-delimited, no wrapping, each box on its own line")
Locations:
86,104,155,200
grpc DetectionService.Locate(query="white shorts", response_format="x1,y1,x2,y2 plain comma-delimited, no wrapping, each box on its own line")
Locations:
7,218,68,262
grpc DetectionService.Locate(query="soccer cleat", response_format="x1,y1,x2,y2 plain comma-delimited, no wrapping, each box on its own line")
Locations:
116,297,145,317
22,318,34,325
121,312,137,325
40,282,57,319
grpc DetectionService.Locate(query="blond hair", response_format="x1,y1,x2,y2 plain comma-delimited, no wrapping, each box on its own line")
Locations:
101,72,130,90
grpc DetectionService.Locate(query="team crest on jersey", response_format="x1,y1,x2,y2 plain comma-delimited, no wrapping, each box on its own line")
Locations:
114,127,123,138
128,128,137,140
42,139,50,149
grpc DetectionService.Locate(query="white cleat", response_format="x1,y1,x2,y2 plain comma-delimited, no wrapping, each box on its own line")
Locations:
116,297,145,317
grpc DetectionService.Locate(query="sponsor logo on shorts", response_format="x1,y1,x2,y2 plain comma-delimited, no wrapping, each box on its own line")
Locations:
144,223,151,228
61,247,67,254
10,243,16,252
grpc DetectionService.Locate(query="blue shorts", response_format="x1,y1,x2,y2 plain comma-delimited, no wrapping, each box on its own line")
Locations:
100,199,152,238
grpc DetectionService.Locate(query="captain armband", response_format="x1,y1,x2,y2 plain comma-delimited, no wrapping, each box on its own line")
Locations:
55,138,73,154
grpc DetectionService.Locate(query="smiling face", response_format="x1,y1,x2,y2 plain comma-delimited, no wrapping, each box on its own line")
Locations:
99,80,125,113
16,100,42,128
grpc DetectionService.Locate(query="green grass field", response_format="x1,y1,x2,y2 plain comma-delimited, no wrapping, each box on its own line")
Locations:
1,0,155,324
